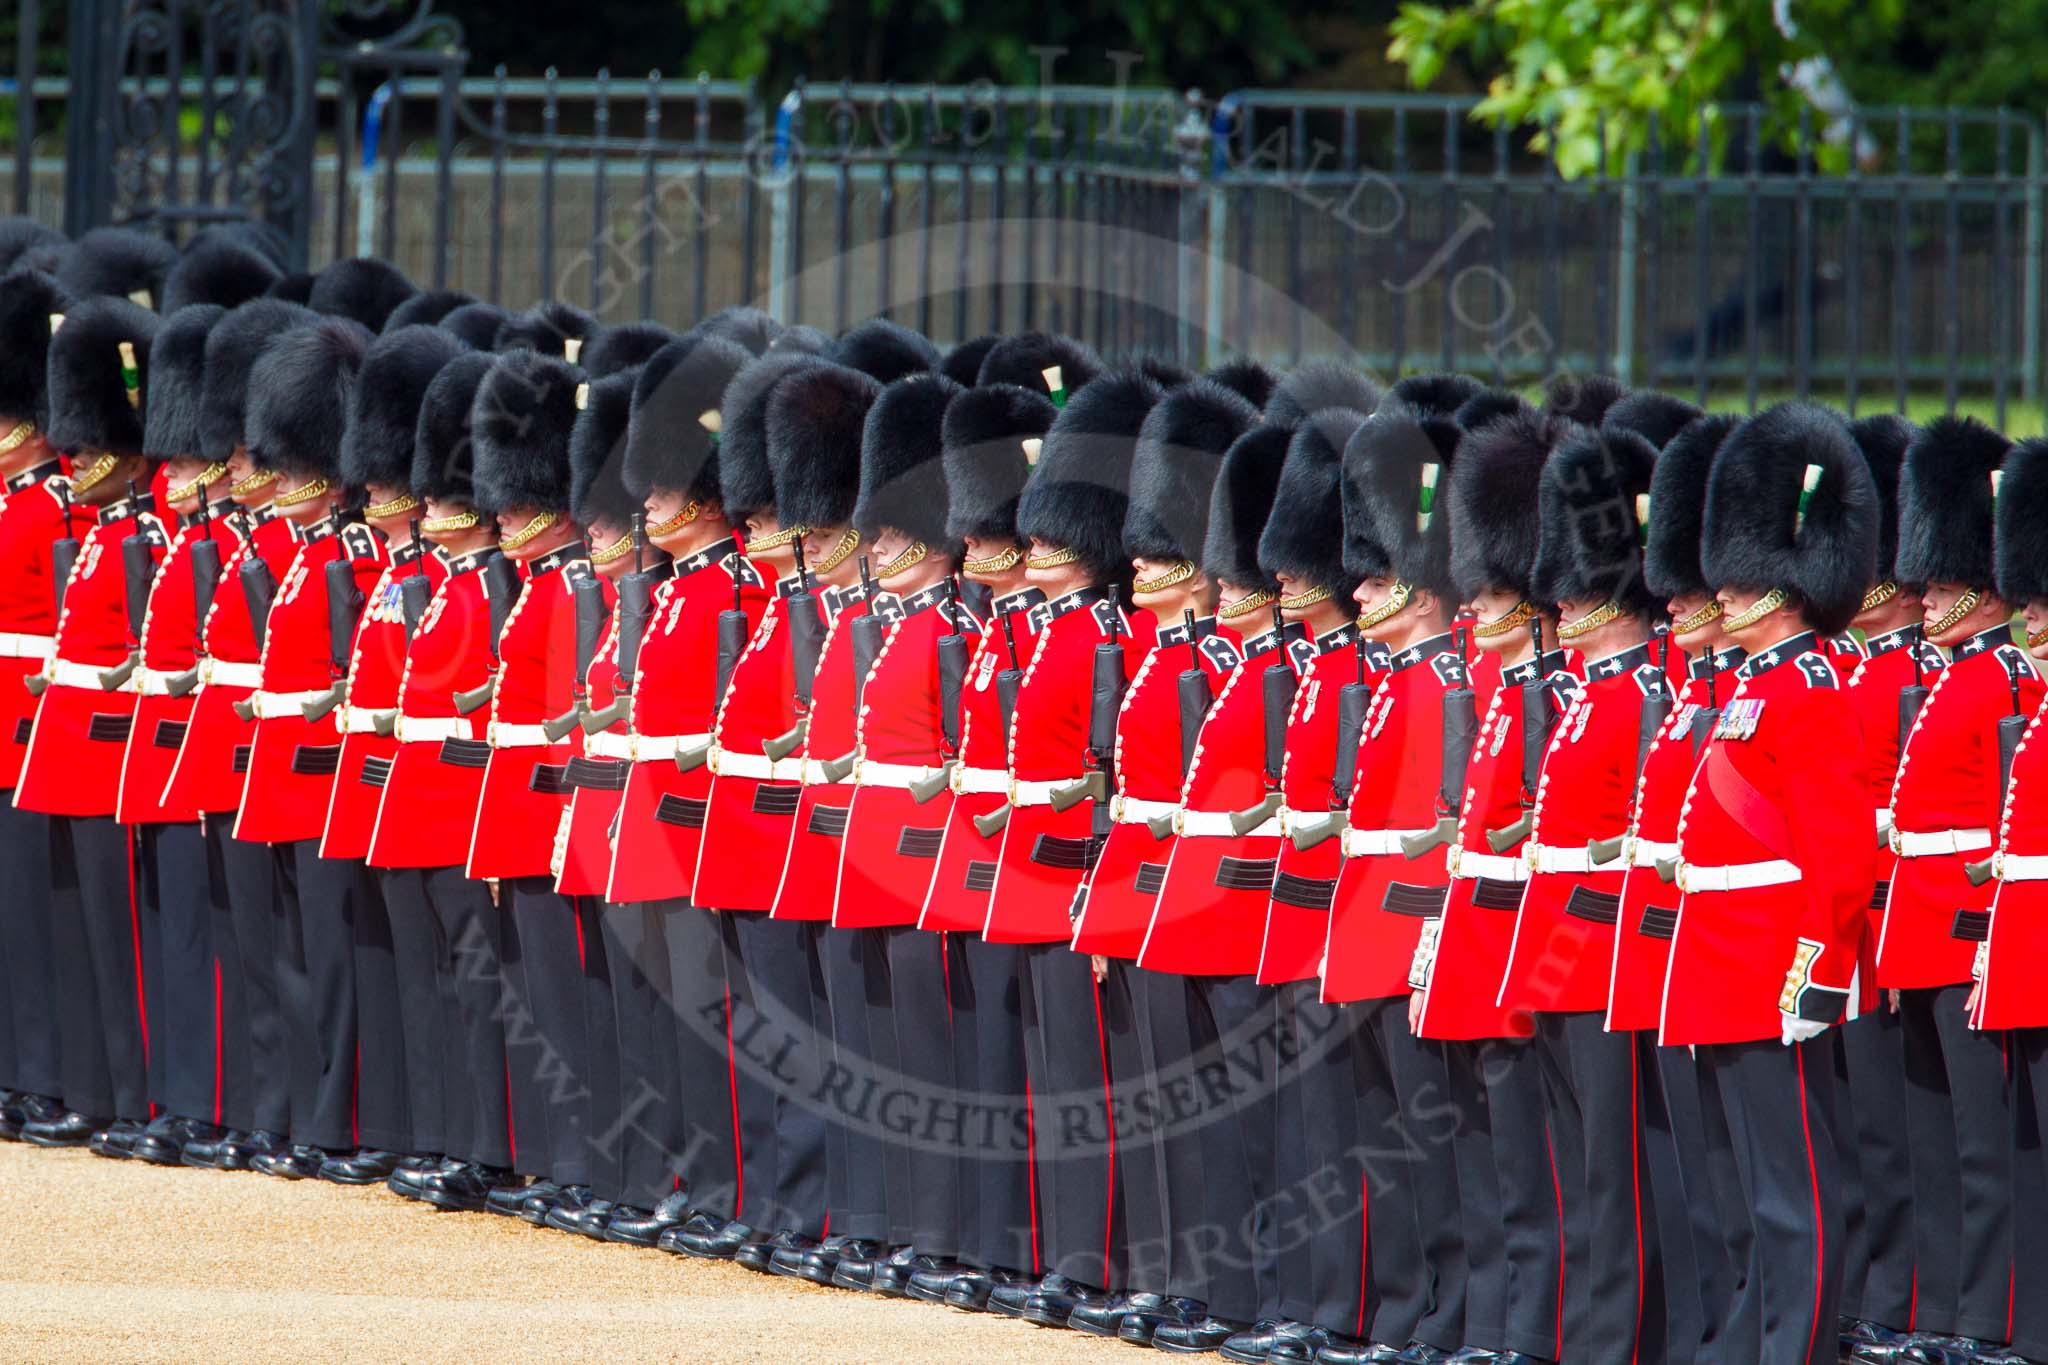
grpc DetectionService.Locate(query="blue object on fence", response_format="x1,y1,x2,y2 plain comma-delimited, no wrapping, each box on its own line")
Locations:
362,80,398,172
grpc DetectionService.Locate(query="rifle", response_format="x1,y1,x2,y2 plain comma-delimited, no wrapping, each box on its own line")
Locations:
1886,628,1931,848
1231,604,1294,836
971,603,1031,837
27,485,82,697
109,480,151,689
586,516,657,736
765,533,824,763
1401,626,1480,860
1049,583,1127,814
169,502,223,698
1589,628,1673,865
712,538,750,707
1968,650,2031,886
300,554,365,721
452,550,520,714
1294,630,1371,853
544,568,610,741
1175,608,1214,778
913,577,971,803
399,517,433,640
817,554,885,784
1486,615,1557,854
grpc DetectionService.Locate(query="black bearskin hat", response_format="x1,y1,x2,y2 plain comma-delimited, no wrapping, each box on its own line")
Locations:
582,322,676,380
470,348,581,516
1124,378,1259,564
264,271,317,305
1543,373,1627,427
0,218,63,276
940,335,999,388
246,317,372,479
161,238,281,315
941,383,1056,543
308,257,417,332
1531,426,1660,618
1016,370,1164,583
1203,424,1290,593
766,364,883,531
412,350,495,507
47,296,157,458
439,301,510,352
624,334,754,504
343,324,467,492
1387,371,1484,421
1262,361,1381,428
0,267,67,430
696,305,781,356
1136,356,1194,390
1846,414,1915,587
1205,357,1279,410
856,372,963,547
57,227,177,310
143,304,225,461
1701,401,1879,636
382,288,477,334
1996,439,2048,605
570,370,642,529
199,298,318,463
830,318,939,384
1342,407,1459,602
1448,407,1558,601
1259,407,1367,597
186,220,289,268
976,332,1103,398
718,350,829,522
1603,391,1703,451
495,301,599,361
1896,415,2009,590
1454,387,1533,434
770,324,832,356
1643,413,1740,601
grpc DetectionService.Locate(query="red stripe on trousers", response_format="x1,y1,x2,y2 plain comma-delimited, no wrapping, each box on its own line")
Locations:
1093,975,1115,1281
212,957,224,1126
725,981,743,1220
1796,1044,1826,1365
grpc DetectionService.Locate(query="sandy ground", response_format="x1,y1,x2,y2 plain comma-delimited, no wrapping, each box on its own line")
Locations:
0,1141,1118,1363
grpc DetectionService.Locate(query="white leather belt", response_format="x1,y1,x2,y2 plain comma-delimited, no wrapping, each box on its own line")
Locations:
1279,805,1323,833
1890,826,1991,858
488,720,553,749
799,756,847,786
134,665,191,697
626,731,710,763
1675,858,1800,894
394,715,469,744
1527,841,1625,875
1008,775,1087,808
1629,837,1678,868
250,688,335,720
1994,851,2048,882
585,730,636,760
1341,826,1430,857
857,759,947,790
1875,807,1894,831
201,658,262,689
949,764,1008,796
1112,794,1179,825
46,658,122,691
1446,846,1528,882
0,631,54,660
710,747,803,782
1178,808,1279,838
342,707,396,735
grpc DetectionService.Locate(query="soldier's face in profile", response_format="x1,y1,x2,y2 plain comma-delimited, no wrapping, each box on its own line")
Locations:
1468,584,1529,653
224,445,271,509
1667,590,1724,654
585,516,632,580
960,535,1022,585
743,513,799,574
1920,580,1993,647
162,454,219,515
2024,598,2048,659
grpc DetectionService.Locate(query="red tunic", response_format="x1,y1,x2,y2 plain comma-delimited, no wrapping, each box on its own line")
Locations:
1874,624,2041,990
15,493,165,817
321,544,443,860
554,614,626,897
1978,695,2048,1029
769,584,871,923
604,543,768,905
983,589,1153,945
834,581,983,930
366,548,498,869
694,577,807,912
233,521,388,845
118,508,232,825
1071,618,1239,959
1663,633,1875,1045
919,589,1044,932
0,465,89,790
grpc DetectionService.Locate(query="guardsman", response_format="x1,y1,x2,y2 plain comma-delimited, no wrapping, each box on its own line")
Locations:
15,286,165,1157
1413,402,1572,1365
231,318,391,1182
1066,378,1252,1344
914,378,1056,1312
1500,423,1664,1365
604,333,764,1249
161,298,314,1171
325,325,464,1185
368,350,515,1213
1833,413,1940,1362
986,369,1160,1324
1666,401,1878,1365
0,256,88,1143
304,257,416,335
464,347,613,1221
495,300,598,359
1877,416,2044,1365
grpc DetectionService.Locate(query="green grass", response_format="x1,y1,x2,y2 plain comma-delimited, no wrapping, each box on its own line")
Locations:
1698,391,2046,436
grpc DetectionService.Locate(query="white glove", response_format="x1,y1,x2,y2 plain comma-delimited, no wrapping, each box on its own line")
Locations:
1780,1012,1828,1045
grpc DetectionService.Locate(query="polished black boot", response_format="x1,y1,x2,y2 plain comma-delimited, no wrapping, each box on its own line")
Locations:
734,1229,817,1274
664,1216,756,1260
252,1143,326,1179
419,1162,516,1213
605,1189,702,1247
1021,1274,1113,1329
937,1265,1031,1311
22,1108,105,1148
88,1117,145,1160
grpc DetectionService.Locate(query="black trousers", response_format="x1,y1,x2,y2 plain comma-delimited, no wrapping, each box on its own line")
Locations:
883,925,964,1258
597,900,682,1209
1190,974,1281,1325
0,801,60,1097
816,922,891,1242
215,822,282,1134
1449,1034,1560,1359
577,897,621,1198
52,815,148,1121
663,901,738,1218
1695,1035,1842,1365
1532,1010,1662,1364
2010,1030,2048,1362
273,839,363,1152
1645,1039,1730,1365
435,868,511,1169
377,868,452,1157
1275,984,1358,1334
139,823,220,1125
1899,983,2014,1342
1021,942,1119,1290
501,877,596,1185
955,934,1034,1273
1107,963,1174,1296
1838,1005,1917,1331
721,910,830,1236
352,867,409,1154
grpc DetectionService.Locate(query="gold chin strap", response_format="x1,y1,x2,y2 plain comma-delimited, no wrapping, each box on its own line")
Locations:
420,508,481,534
165,461,229,505
229,468,277,497
499,509,561,552
745,523,807,554
68,452,120,494
2029,623,2048,650
1557,598,1624,641
1860,580,1900,614
1473,598,1538,639
1671,599,1725,635
589,531,634,566
1355,581,1413,631
1277,584,1332,610
1132,560,1197,595
1925,586,1984,640
962,544,1023,575
876,540,930,580
648,500,702,537
0,420,35,456
1024,544,1080,571
1722,586,1791,632
272,477,332,509
364,492,420,519
1217,587,1277,621
810,526,862,575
